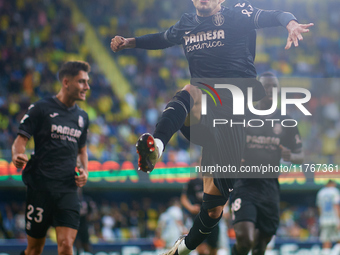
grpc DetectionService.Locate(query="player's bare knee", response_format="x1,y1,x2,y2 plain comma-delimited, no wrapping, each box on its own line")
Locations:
236,231,254,253
236,233,253,254
58,238,74,255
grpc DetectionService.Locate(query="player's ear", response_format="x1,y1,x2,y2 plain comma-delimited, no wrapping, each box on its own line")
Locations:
62,77,69,89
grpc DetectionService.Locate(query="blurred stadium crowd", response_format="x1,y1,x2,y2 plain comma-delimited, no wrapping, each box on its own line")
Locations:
0,0,339,243
0,196,320,243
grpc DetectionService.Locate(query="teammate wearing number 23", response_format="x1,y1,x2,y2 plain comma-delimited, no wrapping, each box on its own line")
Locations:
11,61,90,255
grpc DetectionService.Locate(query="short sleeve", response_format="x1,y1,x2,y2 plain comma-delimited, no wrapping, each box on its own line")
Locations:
231,1,285,31
164,15,188,45
18,103,42,139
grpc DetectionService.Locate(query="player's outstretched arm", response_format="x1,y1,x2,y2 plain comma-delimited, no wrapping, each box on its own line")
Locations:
285,20,314,50
11,135,29,169
75,145,88,188
233,1,314,50
111,32,175,52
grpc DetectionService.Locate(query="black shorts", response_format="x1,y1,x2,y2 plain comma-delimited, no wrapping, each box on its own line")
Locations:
189,103,245,199
230,193,279,236
25,187,80,239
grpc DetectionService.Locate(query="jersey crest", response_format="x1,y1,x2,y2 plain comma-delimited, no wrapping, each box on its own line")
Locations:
213,12,224,26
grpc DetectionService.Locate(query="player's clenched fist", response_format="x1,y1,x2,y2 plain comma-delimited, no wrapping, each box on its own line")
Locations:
75,167,88,188
12,153,28,169
110,36,135,52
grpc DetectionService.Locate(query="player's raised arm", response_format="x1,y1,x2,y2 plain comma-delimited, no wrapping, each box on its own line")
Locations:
232,1,313,49
111,32,176,52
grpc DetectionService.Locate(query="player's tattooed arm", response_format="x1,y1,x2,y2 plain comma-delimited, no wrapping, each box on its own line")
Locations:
75,145,88,188
12,134,29,169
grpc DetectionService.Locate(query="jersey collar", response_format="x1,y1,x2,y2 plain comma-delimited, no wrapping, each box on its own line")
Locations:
195,5,225,24
53,96,77,111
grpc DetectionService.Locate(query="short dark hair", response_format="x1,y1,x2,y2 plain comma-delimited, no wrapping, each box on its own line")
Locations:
258,71,277,80
58,61,91,81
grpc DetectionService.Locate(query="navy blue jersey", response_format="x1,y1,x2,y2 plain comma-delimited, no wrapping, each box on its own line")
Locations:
18,96,89,192
233,110,302,198
243,110,302,166
164,2,288,78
